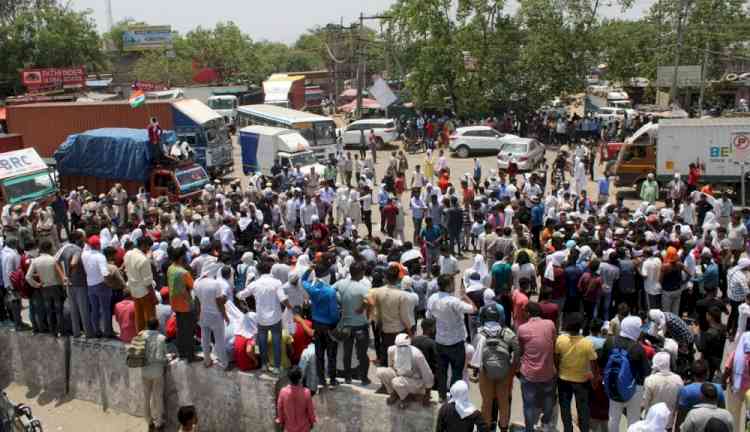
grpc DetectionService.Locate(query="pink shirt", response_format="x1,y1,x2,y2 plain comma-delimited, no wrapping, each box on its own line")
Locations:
512,290,529,328
114,299,136,343
517,317,557,382
276,385,316,432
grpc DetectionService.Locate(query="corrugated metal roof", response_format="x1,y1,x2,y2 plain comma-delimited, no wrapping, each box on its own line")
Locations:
172,99,222,124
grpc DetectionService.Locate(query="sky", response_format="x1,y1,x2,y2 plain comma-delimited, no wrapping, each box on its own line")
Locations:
70,0,653,44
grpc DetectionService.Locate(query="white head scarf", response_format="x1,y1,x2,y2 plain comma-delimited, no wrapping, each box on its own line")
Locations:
227,301,257,339
544,251,567,281
733,331,750,392
652,352,671,374
620,316,642,341
471,254,488,279
627,403,671,432
648,309,666,336
449,380,477,419
393,333,413,376
577,245,593,266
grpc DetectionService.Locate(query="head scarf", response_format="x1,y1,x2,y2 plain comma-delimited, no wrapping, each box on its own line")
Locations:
627,403,671,432
652,352,671,374
471,254,489,279
664,246,679,264
577,245,593,267
393,333,413,376
449,380,477,419
733,331,750,392
544,250,567,281
620,315,642,341
648,309,667,337
227,301,257,339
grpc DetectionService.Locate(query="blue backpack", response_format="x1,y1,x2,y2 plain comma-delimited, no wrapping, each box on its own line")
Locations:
603,347,636,402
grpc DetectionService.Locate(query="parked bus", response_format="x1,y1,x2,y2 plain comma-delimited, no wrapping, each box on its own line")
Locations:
236,104,337,161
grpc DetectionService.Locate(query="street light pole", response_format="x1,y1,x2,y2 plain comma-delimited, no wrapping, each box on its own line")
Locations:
355,13,392,119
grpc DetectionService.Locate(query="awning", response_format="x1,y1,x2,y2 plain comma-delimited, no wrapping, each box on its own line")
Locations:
339,98,381,113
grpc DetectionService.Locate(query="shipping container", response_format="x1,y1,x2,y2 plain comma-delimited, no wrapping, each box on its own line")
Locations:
6,101,174,159
0,134,24,153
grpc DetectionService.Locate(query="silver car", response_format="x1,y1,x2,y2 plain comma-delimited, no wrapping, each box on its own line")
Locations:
496,138,545,171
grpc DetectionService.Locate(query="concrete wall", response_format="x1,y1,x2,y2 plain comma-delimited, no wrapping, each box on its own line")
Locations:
0,328,438,431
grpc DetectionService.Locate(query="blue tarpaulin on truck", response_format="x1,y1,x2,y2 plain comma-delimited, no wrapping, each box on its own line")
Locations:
54,128,176,181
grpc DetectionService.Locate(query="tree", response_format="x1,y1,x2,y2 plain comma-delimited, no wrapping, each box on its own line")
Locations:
0,4,104,95
102,18,148,53
131,48,193,86
177,21,258,83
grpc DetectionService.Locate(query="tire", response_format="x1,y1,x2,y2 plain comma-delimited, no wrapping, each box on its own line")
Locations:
456,145,470,158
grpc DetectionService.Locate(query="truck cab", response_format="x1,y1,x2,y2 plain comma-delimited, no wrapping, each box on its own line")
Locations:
608,122,658,188
276,150,325,176
0,148,57,207
150,162,209,203
207,95,239,125
172,99,233,178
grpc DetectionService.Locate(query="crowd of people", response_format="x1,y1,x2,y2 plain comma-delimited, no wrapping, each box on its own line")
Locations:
1,127,750,432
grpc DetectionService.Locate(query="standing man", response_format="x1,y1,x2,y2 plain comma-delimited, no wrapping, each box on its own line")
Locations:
110,183,128,226
301,261,341,388
25,240,66,337
427,274,477,401
141,318,167,432
237,259,292,374
370,265,413,366
640,173,659,203
359,129,367,160
421,217,442,273
2,238,25,331
368,129,378,164
57,231,94,338
167,245,196,362
193,263,229,369
334,261,372,385
124,236,157,333
517,302,557,432
81,235,114,338
148,117,163,163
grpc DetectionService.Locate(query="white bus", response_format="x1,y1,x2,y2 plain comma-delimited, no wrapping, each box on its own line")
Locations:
236,104,337,161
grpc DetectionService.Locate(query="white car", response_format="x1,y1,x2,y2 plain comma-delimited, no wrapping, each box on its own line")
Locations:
594,107,628,122
449,126,518,158
339,118,398,149
495,138,545,171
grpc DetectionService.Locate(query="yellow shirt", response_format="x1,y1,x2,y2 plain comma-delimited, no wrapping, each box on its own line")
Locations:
555,334,597,383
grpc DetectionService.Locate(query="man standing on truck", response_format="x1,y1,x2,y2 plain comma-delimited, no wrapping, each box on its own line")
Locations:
148,117,163,164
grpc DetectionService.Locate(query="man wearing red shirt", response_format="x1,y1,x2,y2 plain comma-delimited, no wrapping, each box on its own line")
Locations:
687,162,701,193
147,117,163,163
382,197,399,238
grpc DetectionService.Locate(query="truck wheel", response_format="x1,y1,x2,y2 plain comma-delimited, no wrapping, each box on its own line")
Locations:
456,146,470,158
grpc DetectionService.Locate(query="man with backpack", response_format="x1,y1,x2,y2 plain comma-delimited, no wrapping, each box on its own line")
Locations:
469,305,519,432
600,315,651,431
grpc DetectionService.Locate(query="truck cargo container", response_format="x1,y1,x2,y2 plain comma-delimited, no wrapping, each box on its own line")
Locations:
7,99,233,177
609,118,750,196
54,128,209,202
0,134,25,153
239,125,325,176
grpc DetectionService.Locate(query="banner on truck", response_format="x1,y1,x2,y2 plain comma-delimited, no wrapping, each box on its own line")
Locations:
21,67,86,90
0,149,47,180
123,25,173,51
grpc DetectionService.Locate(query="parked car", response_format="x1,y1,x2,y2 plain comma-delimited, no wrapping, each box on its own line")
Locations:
449,126,518,158
495,137,545,171
339,118,398,149
594,107,628,123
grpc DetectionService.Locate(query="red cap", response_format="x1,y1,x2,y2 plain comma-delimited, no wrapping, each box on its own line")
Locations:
159,287,169,304
88,235,101,249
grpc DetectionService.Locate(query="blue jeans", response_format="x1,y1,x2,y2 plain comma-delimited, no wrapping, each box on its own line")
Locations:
436,341,465,397
595,291,612,320
29,289,47,332
520,377,556,432
412,218,423,241
88,283,113,337
257,321,282,369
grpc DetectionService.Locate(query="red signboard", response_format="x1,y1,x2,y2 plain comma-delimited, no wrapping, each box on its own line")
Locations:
21,67,86,90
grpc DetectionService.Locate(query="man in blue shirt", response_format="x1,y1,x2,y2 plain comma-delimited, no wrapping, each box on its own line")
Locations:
302,263,340,388
421,217,443,272
676,359,726,428
530,196,545,250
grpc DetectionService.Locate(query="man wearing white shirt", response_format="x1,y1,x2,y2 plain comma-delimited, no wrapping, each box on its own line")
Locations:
299,196,318,231
1,238,23,330
237,259,292,373
81,235,114,337
213,217,235,260
640,249,662,310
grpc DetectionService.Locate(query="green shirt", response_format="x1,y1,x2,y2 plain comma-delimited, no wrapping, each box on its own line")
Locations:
167,264,192,313
640,180,659,203
491,261,513,294
334,278,370,327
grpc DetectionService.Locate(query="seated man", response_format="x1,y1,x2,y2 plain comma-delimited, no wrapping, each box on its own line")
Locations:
376,333,434,409
114,297,136,343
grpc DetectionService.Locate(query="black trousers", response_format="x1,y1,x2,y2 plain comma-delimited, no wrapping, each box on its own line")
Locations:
176,310,196,359
343,324,370,382
313,322,338,383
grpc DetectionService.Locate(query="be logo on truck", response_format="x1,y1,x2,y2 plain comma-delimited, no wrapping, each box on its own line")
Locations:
0,148,47,180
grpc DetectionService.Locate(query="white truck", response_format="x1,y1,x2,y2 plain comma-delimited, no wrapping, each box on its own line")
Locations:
207,95,239,125
239,125,325,176
612,118,750,195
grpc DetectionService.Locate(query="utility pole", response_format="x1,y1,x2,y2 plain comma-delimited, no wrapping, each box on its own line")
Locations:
669,0,691,105
355,12,393,119
697,0,717,116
